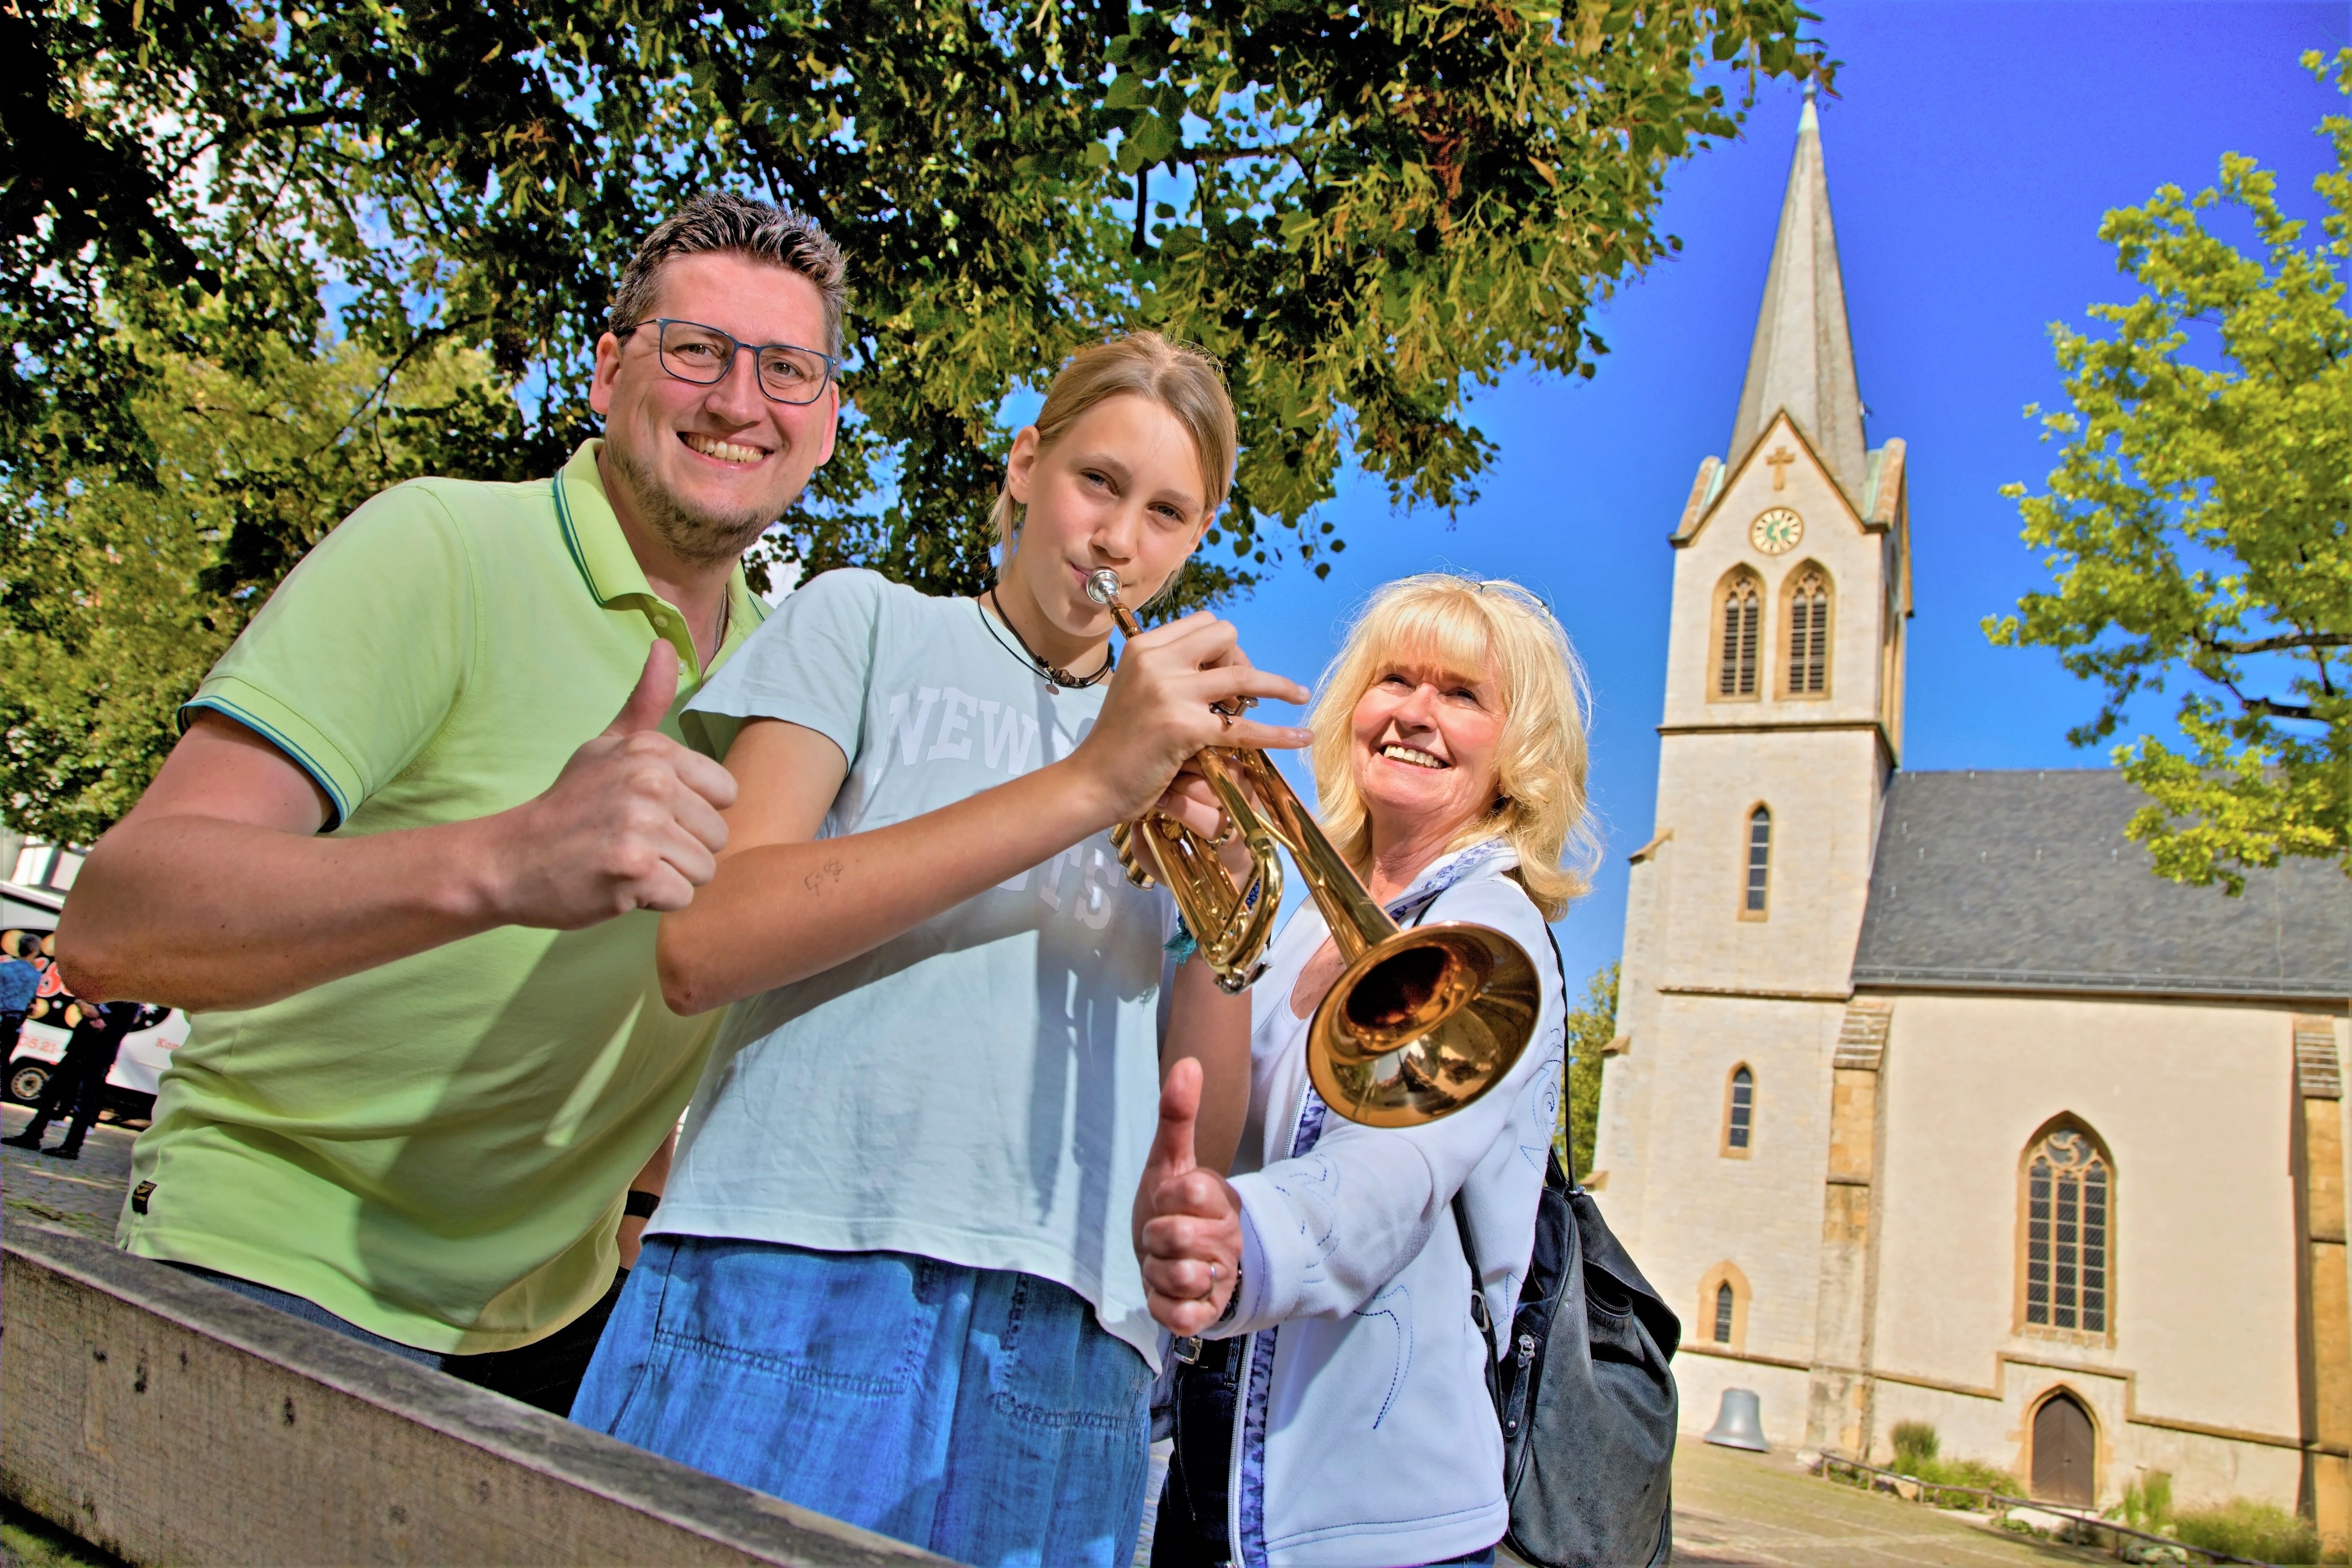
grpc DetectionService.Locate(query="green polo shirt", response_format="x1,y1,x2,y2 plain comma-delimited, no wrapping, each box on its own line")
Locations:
119,440,765,1354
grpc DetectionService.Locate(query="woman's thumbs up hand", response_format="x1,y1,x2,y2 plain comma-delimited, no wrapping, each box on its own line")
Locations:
1138,1056,1245,1336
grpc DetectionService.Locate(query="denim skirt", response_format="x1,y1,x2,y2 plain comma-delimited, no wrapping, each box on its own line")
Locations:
573,1235,1154,1567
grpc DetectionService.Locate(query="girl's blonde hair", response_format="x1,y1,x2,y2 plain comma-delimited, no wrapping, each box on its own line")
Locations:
993,332,1237,597
1308,575,1599,921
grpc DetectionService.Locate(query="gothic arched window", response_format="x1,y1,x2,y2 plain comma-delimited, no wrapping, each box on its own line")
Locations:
1724,1065,1755,1155
1697,1261,1749,1351
1715,571,1762,699
2021,1123,2112,1336
1741,805,1772,918
1784,567,1832,696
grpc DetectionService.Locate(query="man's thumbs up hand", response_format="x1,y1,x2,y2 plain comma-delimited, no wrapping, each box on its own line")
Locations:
606,639,685,738
481,639,741,930
1139,1056,1244,1336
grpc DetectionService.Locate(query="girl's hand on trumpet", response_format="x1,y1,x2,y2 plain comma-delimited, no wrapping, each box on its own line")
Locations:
1073,610,1310,829
1128,755,1269,888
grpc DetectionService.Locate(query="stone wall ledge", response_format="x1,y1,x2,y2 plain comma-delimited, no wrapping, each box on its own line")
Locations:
1,1223,941,1567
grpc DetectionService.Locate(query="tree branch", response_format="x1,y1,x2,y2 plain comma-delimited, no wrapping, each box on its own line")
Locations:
2245,697,2318,720
2197,628,2350,656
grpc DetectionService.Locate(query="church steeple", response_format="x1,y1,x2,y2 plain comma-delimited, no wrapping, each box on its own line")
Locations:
1729,85,1867,504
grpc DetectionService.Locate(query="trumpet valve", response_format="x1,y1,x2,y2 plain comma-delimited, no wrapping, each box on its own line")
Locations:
1109,821,1157,889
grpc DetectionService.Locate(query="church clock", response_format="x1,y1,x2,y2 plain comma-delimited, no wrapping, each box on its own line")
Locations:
1750,507,1804,555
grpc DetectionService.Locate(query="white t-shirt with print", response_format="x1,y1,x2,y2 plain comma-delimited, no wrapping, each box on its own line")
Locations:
656,569,1173,1364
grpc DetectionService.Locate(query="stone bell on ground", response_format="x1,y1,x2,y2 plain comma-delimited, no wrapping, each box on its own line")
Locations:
1703,1387,1769,1451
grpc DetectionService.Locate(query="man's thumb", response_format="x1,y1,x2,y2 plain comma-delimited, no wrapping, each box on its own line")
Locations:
606,640,681,738
1149,1056,1202,1186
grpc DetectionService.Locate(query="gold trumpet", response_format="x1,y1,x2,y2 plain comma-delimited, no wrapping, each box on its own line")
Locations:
1086,570,1541,1128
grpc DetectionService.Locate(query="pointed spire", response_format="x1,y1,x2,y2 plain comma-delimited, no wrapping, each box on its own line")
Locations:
1729,86,1866,503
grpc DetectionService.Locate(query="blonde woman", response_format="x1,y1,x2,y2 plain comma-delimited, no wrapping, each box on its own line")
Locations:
572,333,1309,1566
1138,575,1593,1568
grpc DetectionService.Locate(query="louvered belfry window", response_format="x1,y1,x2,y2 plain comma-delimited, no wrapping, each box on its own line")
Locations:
1788,570,1830,694
2025,1128,2110,1333
1718,575,1761,696
1713,1283,1736,1344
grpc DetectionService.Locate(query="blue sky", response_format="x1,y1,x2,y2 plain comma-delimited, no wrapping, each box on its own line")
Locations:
1215,1,2349,987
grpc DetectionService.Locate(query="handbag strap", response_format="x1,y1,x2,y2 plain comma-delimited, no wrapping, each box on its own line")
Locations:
1451,1189,1502,1421
1403,877,1575,1423
1536,923,1578,1188
1443,912,1573,1426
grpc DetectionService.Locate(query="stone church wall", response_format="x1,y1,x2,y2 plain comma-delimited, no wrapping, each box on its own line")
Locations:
1644,728,1885,996
1644,993,1841,1365
1868,992,2310,1508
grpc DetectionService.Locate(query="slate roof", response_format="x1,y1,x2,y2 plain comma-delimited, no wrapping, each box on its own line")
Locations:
1850,769,2348,1002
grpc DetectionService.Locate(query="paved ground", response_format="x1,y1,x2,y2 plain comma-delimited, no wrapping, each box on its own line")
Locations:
0,1102,139,1243
1129,1433,2097,1566
1664,1438,2104,1568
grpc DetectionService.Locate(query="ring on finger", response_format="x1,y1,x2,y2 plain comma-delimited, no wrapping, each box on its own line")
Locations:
1202,1262,1220,1302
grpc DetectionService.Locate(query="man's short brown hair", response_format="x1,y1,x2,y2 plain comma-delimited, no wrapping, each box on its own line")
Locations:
609,193,848,357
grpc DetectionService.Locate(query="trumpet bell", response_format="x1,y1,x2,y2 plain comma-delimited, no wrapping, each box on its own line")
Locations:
1307,922,1543,1128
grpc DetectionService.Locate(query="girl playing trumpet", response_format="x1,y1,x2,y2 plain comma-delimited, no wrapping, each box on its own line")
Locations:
572,333,1295,1568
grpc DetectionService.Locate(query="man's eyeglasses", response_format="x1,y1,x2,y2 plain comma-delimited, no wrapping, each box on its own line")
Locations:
616,318,838,406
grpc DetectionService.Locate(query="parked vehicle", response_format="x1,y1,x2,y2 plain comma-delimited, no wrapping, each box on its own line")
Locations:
8,1010,188,1122
3,922,183,1124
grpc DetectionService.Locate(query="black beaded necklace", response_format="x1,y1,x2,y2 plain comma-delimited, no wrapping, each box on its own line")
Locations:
981,588,1115,689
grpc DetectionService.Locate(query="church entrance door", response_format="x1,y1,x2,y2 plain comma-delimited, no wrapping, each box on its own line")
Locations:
2031,1390,2096,1506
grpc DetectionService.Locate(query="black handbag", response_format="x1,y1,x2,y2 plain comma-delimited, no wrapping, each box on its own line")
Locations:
1453,931,1681,1568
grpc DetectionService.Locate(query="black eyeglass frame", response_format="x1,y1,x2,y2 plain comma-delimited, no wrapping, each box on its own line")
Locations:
615,317,840,406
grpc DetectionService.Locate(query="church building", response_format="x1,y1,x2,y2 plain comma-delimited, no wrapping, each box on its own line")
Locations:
1590,89,2350,1544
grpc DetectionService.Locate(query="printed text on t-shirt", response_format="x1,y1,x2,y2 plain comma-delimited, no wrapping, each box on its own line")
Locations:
885,686,1041,776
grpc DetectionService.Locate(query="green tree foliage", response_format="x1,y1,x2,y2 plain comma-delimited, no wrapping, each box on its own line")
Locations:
1557,960,1615,1182
0,322,514,845
5,0,1827,837
1989,50,2351,894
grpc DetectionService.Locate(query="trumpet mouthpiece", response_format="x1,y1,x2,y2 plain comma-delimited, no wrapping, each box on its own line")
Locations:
1084,569,1124,608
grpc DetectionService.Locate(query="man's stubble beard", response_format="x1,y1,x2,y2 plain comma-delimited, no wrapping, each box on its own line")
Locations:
606,437,790,569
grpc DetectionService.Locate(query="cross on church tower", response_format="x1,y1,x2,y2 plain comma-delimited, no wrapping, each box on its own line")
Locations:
1765,446,1795,490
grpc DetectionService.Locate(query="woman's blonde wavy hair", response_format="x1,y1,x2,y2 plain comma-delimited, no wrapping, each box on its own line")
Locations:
991,332,1236,604
1308,574,1599,922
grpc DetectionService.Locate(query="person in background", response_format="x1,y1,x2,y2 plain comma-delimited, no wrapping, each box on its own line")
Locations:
571,332,1309,1566
4,998,168,1159
50,191,843,1414
0,932,39,1050
1137,575,1591,1568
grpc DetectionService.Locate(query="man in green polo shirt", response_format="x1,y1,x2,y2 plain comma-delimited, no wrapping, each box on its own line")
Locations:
56,192,845,1412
